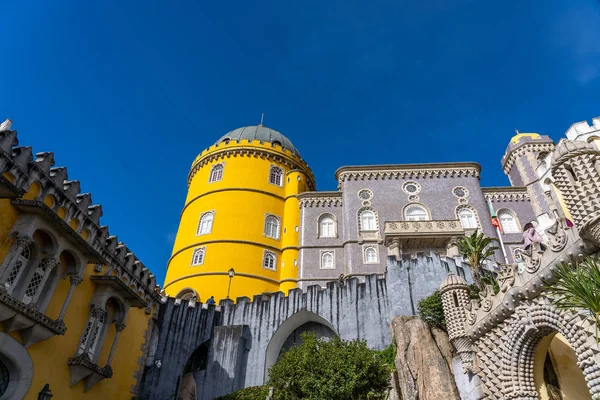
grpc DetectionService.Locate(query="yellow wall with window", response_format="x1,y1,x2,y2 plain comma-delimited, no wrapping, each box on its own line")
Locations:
164,129,315,302
0,198,153,399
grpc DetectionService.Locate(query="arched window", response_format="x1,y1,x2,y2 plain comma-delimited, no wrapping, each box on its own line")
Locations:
405,204,429,221
536,160,549,178
191,247,205,266
264,215,280,239
321,252,334,269
209,164,224,183
319,214,336,238
263,251,276,270
21,257,58,305
359,210,377,231
197,212,214,235
269,165,283,186
0,358,8,397
75,298,125,366
457,206,478,229
176,289,197,301
498,209,520,233
364,246,378,263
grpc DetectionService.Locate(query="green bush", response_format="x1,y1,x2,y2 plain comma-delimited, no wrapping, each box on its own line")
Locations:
215,385,269,400
267,332,392,400
417,290,446,329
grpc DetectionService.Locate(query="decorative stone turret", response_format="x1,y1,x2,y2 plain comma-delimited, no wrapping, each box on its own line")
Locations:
439,273,474,373
551,138,600,245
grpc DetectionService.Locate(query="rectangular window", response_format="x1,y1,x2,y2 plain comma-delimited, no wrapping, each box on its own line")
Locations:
191,247,206,266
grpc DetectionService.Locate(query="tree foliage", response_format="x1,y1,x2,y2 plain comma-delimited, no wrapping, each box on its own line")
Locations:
215,385,269,400
417,290,446,330
544,257,600,341
458,230,500,289
267,332,392,400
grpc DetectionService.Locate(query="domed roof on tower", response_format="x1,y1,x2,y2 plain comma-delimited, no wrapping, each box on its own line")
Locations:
440,272,468,291
214,126,299,155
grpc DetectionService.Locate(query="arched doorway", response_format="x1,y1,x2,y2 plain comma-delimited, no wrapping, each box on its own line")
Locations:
264,311,336,381
534,332,590,400
177,341,210,400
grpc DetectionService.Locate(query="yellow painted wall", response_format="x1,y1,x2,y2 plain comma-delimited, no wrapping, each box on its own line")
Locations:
0,197,152,399
534,332,591,399
164,139,314,301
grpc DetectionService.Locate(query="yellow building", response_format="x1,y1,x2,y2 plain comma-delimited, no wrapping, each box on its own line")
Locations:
0,121,158,399
164,125,315,302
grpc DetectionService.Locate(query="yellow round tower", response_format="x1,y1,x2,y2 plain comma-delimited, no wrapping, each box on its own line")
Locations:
164,125,315,302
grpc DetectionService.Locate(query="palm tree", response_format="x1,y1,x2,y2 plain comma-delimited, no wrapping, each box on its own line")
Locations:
457,231,500,290
544,257,600,342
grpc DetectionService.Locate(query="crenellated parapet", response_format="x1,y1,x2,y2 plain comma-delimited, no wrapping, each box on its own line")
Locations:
482,186,529,203
298,191,343,207
0,124,159,303
335,163,481,189
187,138,316,190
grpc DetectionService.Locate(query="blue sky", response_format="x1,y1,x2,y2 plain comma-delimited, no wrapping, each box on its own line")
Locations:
1,0,599,284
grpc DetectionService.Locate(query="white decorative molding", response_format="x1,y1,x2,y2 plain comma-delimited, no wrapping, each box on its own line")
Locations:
482,187,530,202
299,192,343,208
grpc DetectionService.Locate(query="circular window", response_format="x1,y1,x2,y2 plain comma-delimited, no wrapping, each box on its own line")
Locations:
0,359,9,397
402,181,421,195
453,186,469,198
358,189,373,201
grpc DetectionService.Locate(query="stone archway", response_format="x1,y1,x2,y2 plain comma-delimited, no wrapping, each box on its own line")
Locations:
264,310,336,381
533,332,590,399
500,300,598,399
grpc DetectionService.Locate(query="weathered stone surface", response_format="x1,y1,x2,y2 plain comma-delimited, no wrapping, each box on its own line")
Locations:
391,316,460,400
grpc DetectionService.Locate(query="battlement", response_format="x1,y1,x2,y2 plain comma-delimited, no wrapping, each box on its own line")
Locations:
0,123,159,301
298,191,343,207
565,116,600,142
186,138,316,190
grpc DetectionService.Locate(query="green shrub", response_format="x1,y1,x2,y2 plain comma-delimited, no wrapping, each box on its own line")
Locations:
267,332,391,400
215,385,269,400
417,290,446,329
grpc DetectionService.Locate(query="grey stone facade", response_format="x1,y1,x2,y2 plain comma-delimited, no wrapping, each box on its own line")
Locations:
139,118,600,399
298,162,535,285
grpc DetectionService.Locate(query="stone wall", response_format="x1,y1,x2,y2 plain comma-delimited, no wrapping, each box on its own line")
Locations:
139,252,472,399
137,298,217,400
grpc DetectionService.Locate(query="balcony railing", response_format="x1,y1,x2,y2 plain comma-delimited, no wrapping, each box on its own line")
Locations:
384,220,465,247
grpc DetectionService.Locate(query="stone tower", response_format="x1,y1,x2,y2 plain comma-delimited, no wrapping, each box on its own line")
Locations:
501,133,555,223
440,273,474,372
163,126,315,301
550,138,600,245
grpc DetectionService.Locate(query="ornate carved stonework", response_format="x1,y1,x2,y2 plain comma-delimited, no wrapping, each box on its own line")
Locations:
482,188,529,202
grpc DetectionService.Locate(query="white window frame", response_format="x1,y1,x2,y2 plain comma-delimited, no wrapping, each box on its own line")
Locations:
209,163,224,183
197,211,214,236
498,209,521,233
191,247,206,266
21,258,55,305
4,245,31,293
363,246,379,264
359,209,378,231
456,206,479,229
269,165,284,187
320,250,335,269
404,204,430,221
318,214,336,238
262,250,277,271
264,215,281,239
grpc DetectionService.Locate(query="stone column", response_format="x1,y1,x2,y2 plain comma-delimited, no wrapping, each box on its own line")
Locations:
58,275,83,320
106,323,126,366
